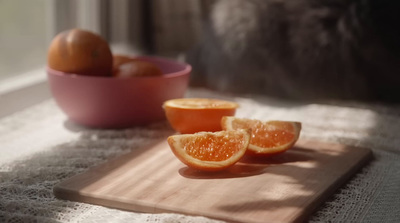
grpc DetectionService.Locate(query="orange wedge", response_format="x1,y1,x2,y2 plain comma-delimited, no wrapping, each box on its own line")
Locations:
221,116,301,156
163,98,239,134
167,129,251,171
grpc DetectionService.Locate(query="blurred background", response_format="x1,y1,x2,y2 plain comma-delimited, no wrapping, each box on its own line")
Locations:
0,0,212,81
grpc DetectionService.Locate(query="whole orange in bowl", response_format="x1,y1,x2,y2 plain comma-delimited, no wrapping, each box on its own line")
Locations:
113,54,136,68
114,60,163,77
47,56,191,128
221,116,302,156
163,98,239,134
47,29,113,76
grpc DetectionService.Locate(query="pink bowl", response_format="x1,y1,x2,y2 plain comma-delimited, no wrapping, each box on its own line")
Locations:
47,56,191,128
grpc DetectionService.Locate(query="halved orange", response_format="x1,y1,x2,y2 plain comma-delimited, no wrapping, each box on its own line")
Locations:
221,116,301,156
167,129,251,171
163,98,239,134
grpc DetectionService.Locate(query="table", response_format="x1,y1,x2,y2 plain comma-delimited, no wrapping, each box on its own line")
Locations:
1,88,400,222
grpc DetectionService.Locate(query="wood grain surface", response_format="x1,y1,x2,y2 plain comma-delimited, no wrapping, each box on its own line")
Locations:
54,139,372,223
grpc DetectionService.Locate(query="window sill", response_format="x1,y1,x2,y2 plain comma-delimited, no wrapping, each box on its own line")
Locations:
0,68,51,118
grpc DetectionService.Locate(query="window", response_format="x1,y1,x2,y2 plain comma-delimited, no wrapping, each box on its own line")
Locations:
0,0,206,118
0,0,50,80
0,0,110,117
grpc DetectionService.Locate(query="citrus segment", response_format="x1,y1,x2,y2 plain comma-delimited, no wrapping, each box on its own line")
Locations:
163,98,239,134
221,116,301,155
167,129,251,171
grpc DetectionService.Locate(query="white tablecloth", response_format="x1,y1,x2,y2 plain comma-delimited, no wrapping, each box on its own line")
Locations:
1,88,400,222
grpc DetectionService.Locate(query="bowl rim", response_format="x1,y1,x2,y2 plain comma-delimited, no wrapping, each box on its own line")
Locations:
46,55,192,80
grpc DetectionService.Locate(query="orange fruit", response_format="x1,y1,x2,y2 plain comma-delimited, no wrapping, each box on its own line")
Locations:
167,129,251,171
221,116,301,156
113,60,163,77
163,98,239,134
47,29,113,76
113,54,136,68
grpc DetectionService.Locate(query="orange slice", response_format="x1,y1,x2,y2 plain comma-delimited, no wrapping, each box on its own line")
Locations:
167,129,251,171
221,116,301,156
163,98,239,134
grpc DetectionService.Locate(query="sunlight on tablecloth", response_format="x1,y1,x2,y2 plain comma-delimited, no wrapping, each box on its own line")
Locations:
1,88,400,222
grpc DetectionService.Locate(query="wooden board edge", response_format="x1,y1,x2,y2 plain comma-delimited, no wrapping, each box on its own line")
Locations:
53,139,167,191
297,147,373,223
53,184,245,223
52,139,374,223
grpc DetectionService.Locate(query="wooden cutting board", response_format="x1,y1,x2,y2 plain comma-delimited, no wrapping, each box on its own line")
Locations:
54,139,372,223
